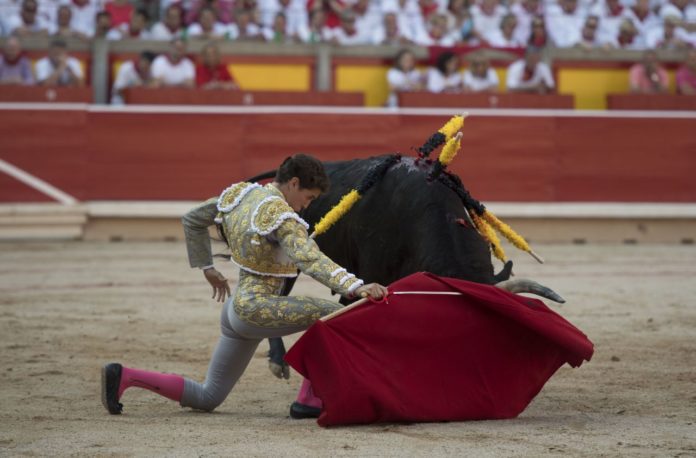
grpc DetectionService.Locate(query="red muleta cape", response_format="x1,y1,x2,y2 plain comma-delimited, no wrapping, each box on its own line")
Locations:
284,272,594,427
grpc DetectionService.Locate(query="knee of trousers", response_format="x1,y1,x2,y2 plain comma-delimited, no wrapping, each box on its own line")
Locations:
185,391,226,412
182,380,228,412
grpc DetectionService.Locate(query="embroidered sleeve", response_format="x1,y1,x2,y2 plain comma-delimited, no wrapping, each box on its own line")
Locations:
182,197,218,268
276,218,364,296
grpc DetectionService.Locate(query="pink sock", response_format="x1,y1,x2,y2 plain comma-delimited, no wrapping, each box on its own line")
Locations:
118,366,185,402
295,378,323,409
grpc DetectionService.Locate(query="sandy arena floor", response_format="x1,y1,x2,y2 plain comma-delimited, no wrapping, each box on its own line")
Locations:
0,241,695,457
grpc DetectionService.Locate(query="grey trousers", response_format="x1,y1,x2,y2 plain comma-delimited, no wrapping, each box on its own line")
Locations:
179,298,315,412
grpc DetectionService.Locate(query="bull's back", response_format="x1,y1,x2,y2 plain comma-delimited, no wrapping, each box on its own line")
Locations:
303,156,499,286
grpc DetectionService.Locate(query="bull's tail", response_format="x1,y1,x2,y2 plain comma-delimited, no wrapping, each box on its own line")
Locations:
493,260,513,283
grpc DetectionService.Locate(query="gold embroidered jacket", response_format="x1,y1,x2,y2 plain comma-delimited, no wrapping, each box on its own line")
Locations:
182,182,364,298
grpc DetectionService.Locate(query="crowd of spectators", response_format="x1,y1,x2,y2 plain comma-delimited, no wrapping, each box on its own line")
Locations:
0,0,694,104
0,36,238,101
386,46,696,104
0,0,694,50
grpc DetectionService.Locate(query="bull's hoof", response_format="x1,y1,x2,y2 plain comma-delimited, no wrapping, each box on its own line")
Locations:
269,361,290,379
289,402,321,419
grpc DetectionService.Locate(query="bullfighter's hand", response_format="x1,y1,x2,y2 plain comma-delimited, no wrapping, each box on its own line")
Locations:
355,283,389,300
204,268,231,302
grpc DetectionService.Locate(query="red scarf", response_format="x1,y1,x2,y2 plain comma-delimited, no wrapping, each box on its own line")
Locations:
2,51,24,66
522,65,535,81
608,4,623,16
530,35,546,47
618,33,634,46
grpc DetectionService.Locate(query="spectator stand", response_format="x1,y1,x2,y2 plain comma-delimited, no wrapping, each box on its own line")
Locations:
0,37,92,102
551,47,685,109
0,37,692,109
108,39,316,96
0,86,92,102
398,92,574,109
607,94,696,110
120,87,363,105
335,46,526,107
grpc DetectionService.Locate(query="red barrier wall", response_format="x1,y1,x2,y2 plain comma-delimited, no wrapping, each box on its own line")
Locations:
2,108,695,203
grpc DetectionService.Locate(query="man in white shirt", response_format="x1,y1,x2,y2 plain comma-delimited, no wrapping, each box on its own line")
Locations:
414,12,455,45
53,4,89,39
151,38,195,87
575,14,604,48
35,38,84,86
382,0,424,43
645,15,691,48
622,0,660,40
606,17,646,48
487,13,525,46
506,47,554,93
590,0,625,44
66,0,98,37
262,11,297,42
352,0,383,40
5,0,51,36
511,0,543,44
659,0,696,43
659,0,696,24
111,51,156,104
106,9,151,40
328,11,370,45
463,55,499,92
150,4,185,40
471,0,508,43
371,11,412,44
545,0,585,47
187,7,228,39
227,8,262,40
259,0,308,37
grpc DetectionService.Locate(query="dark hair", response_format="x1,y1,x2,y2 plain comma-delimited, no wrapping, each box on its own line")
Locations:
436,51,457,74
199,6,216,16
139,50,156,63
134,8,149,20
96,10,111,20
275,154,329,192
393,48,413,71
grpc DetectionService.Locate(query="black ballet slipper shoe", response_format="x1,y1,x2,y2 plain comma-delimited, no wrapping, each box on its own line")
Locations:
101,363,124,415
289,401,321,419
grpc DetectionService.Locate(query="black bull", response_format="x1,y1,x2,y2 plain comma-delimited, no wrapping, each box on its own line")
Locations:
253,155,527,375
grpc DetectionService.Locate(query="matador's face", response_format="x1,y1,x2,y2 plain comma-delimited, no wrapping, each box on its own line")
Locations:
282,178,322,213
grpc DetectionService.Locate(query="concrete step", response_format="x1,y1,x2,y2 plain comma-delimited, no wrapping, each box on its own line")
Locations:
0,204,87,240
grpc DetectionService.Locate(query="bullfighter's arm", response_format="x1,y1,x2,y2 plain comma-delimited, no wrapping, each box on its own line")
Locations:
276,219,364,297
182,197,218,269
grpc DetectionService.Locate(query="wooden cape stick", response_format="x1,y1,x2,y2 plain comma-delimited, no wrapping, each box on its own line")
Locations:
320,291,464,322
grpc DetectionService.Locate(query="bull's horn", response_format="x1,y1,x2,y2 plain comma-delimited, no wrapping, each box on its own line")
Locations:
495,279,566,303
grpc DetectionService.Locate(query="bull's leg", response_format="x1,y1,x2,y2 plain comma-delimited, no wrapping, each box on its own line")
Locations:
267,337,289,379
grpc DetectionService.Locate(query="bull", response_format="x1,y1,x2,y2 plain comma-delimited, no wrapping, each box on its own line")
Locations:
243,154,565,378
